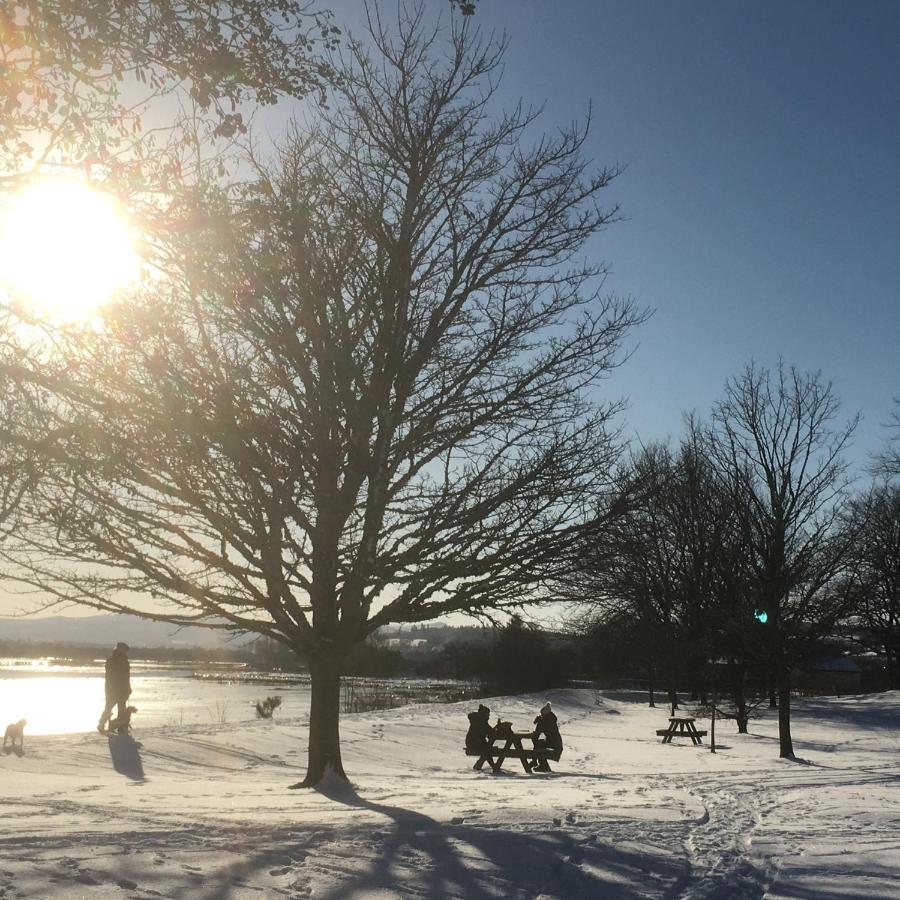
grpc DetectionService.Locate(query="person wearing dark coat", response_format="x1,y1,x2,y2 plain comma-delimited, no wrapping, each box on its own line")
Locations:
98,642,131,734
465,703,494,755
532,701,562,771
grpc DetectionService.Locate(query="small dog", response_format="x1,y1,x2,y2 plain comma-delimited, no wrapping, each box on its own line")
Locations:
3,719,26,751
107,706,137,736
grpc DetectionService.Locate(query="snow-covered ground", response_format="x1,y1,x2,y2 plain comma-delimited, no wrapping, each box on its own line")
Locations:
1,688,898,899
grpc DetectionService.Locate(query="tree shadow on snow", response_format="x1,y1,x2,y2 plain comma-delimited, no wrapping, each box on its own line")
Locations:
195,780,685,900
791,695,900,732
107,735,146,782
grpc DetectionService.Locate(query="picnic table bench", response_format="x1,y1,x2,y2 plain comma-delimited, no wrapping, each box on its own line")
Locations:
465,722,558,774
657,716,707,745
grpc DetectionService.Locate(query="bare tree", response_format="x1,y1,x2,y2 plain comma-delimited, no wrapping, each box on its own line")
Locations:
0,12,644,786
569,427,752,712
873,399,900,479
848,483,900,688
707,360,859,759
567,444,683,706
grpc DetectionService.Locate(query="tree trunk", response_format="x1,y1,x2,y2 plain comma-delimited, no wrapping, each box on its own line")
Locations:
731,660,749,734
291,654,346,788
647,665,656,707
886,644,897,690
777,656,794,759
767,668,777,709
667,684,678,714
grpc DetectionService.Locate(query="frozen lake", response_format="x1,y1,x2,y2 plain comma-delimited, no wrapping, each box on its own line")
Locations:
0,659,477,736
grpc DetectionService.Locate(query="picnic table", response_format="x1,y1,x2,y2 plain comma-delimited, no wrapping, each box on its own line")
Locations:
465,722,557,774
657,716,707,745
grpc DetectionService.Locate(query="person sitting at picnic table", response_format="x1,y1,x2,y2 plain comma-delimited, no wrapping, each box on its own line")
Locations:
532,701,563,772
465,704,494,754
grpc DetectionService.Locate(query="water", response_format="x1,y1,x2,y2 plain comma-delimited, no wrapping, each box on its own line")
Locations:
0,658,480,736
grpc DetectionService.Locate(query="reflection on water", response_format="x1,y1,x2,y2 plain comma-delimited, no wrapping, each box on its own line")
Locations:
0,664,311,737
0,658,481,737
1,675,105,737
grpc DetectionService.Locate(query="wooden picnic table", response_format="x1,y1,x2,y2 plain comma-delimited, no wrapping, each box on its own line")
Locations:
657,716,707,745
465,724,556,774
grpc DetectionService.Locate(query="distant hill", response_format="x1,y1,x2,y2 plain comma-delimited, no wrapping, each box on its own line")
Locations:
0,613,252,650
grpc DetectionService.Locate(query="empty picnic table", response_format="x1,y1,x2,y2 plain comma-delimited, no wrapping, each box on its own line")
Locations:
657,716,707,745
465,722,557,774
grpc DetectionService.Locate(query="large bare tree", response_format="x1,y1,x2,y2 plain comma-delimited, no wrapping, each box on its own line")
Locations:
0,13,643,786
707,360,859,759
848,483,900,688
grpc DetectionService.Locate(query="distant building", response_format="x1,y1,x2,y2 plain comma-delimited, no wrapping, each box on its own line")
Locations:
798,657,862,695
384,637,429,650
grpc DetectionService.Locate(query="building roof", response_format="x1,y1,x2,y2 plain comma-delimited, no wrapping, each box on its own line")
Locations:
813,657,862,673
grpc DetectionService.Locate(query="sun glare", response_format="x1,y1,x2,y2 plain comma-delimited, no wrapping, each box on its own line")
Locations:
0,177,140,320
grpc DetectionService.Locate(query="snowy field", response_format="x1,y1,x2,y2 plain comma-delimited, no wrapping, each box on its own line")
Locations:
1,688,898,899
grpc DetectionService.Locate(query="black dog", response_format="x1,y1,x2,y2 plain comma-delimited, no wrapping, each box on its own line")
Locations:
107,706,137,736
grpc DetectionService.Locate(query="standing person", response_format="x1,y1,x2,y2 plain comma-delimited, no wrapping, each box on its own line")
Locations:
98,642,131,734
532,701,563,772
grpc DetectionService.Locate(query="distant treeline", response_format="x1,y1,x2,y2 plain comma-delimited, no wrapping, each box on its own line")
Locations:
1,619,593,695
0,639,251,666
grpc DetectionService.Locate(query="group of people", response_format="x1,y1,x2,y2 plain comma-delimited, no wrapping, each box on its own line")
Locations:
466,701,563,772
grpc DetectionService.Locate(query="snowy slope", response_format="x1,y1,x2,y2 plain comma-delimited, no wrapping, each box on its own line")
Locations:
1,689,898,899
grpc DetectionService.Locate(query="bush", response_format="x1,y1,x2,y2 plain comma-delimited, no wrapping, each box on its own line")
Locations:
255,695,282,719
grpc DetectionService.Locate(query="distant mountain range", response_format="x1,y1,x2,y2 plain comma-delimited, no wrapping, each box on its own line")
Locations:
0,613,253,650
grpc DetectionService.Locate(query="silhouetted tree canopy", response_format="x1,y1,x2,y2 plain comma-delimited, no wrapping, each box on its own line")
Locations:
874,399,900,479
0,11,642,786
0,0,339,180
848,483,900,688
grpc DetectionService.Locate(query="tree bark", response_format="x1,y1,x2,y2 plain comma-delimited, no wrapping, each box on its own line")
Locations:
291,654,346,788
777,656,794,759
886,643,897,691
667,684,678,714
731,660,749,734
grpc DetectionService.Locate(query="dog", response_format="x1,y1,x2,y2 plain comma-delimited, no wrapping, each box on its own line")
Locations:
107,706,137,736
3,719,26,751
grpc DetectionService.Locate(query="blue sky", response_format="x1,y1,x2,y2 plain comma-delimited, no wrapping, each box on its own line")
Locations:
393,0,899,472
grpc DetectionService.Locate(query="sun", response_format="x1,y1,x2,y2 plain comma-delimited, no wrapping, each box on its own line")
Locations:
0,176,140,320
